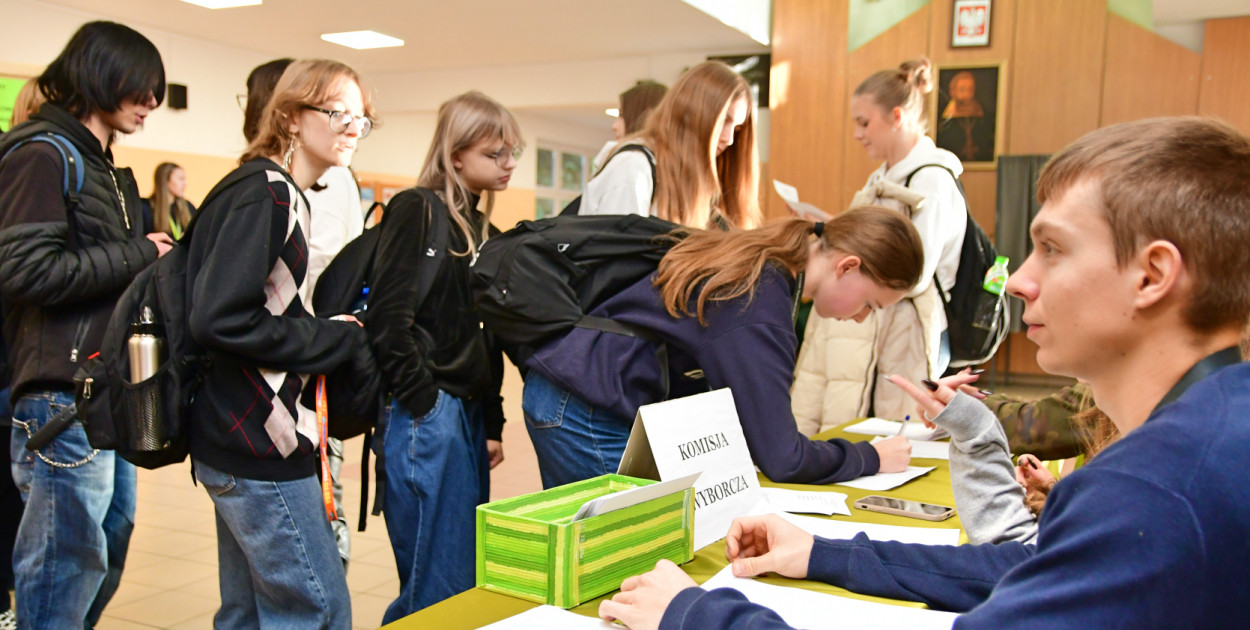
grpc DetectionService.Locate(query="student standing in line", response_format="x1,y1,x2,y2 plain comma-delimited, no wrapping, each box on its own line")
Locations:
184,59,375,629
522,208,920,489
141,161,195,238
600,117,1250,630
593,80,668,171
0,21,171,630
241,56,364,571
581,61,761,229
792,58,967,428
367,91,515,621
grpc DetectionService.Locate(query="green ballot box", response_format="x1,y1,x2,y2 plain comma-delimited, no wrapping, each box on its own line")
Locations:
475,474,695,608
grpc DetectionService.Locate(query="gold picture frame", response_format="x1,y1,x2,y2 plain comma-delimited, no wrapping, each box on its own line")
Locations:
929,61,1007,171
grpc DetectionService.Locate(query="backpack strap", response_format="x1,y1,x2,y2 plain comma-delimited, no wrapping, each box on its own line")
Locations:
562,143,657,217
903,163,971,306
1,132,86,206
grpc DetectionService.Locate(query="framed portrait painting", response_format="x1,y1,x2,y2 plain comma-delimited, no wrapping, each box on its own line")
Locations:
952,0,992,47
930,61,1006,171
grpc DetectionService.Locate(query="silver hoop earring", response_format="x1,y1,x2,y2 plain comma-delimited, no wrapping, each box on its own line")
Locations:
282,137,298,171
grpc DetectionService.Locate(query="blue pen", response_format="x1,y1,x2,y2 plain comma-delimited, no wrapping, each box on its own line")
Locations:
897,414,911,436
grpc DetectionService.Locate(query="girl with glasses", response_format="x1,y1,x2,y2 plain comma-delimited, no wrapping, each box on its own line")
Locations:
580,61,761,230
367,90,519,621
183,59,376,629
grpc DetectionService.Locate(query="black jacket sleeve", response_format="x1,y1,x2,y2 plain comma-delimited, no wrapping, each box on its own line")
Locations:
367,190,440,417
188,187,364,375
0,144,158,307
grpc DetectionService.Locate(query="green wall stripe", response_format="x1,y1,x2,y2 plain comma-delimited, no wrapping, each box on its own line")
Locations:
848,0,931,52
1108,0,1153,31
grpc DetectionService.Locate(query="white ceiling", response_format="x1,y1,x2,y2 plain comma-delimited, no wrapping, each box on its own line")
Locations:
37,0,768,74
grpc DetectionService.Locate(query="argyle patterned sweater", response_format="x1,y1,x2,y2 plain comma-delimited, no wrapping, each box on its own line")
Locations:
185,160,367,481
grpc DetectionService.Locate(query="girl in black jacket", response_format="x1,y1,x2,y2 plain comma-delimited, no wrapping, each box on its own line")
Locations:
368,91,518,621
185,59,375,629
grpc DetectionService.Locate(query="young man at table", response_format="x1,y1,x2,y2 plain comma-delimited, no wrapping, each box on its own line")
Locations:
597,116,1250,629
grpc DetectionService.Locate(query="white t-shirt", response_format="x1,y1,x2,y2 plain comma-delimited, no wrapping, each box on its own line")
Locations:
303,165,364,295
580,143,654,218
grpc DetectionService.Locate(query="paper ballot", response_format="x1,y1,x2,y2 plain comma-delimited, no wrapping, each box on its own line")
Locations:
835,465,936,491
759,488,851,516
872,436,951,461
572,472,702,521
701,566,958,630
772,180,832,220
776,511,961,546
844,418,949,442
479,605,615,630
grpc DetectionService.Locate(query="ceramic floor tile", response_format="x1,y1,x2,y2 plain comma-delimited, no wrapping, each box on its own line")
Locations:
165,611,219,630
350,592,393,629
126,528,216,557
107,580,164,608
103,590,219,627
346,561,397,595
122,557,218,590
173,574,222,601
95,615,162,629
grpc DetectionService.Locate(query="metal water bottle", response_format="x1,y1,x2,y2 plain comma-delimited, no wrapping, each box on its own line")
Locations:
128,306,163,382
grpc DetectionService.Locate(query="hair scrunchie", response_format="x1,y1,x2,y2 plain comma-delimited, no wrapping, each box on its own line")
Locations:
813,222,825,238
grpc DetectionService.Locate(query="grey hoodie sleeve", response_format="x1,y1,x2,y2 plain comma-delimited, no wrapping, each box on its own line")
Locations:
934,393,1038,544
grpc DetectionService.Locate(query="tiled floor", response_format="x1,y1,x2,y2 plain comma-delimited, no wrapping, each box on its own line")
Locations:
77,367,1066,629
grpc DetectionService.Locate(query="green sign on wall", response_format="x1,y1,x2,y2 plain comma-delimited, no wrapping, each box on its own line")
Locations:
0,76,31,132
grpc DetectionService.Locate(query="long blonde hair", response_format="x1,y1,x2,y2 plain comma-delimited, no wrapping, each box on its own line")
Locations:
10,79,45,128
656,207,924,325
240,59,376,165
416,91,523,257
150,162,193,236
618,61,761,229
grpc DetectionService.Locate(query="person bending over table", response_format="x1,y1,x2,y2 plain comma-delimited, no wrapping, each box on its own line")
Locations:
599,116,1250,630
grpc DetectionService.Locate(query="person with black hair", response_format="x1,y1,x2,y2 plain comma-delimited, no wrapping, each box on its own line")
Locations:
0,21,171,630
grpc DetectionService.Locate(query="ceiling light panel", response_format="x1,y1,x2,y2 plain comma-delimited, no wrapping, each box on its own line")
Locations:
179,0,261,8
321,30,405,50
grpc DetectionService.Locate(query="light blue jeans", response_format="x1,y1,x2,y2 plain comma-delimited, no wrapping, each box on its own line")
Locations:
193,459,351,630
522,372,632,489
9,390,135,630
380,390,488,623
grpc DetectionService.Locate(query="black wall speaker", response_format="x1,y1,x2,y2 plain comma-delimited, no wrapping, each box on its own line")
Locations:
167,83,187,110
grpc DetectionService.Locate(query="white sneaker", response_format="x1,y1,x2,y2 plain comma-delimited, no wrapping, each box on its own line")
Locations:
0,609,16,630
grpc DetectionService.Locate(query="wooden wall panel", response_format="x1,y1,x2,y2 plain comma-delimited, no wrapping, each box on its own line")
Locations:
840,6,932,211
1199,16,1250,136
1101,16,1201,126
1008,0,1106,154
960,169,997,237
767,0,849,221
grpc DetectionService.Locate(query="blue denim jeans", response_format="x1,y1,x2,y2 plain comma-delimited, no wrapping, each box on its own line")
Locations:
380,390,488,623
522,372,633,489
193,459,350,630
9,390,135,630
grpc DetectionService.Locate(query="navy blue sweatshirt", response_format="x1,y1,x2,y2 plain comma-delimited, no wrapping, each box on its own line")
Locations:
527,265,880,484
660,359,1250,629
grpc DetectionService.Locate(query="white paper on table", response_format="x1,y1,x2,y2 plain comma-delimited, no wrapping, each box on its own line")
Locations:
835,466,936,491
777,511,961,546
872,436,951,461
844,418,948,441
572,472,702,521
478,605,616,630
700,565,957,630
771,179,832,220
760,488,851,516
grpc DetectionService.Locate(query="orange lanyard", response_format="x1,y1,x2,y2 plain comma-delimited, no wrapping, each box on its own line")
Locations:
315,376,336,523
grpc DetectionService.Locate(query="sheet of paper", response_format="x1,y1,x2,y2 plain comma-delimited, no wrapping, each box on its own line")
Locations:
772,179,800,204
478,605,615,629
771,179,832,220
844,418,948,441
700,566,957,630
777,512,961,546
760,488,851,516
872,436,951,461
573,472,702,520
835,466,936,491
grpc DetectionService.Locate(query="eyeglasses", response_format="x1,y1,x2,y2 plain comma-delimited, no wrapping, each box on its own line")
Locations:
236,94,247,111
485,145,523,167
303,105,373,139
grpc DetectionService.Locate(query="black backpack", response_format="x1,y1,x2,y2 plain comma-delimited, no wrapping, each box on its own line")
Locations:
559,144,655,216
76,161,282,468
470,213,682,364
905,164,1009,368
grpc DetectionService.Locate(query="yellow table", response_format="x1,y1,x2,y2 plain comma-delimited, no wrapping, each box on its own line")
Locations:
384,423,963,629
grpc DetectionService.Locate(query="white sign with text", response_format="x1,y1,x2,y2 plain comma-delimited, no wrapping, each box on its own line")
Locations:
617,388,769,550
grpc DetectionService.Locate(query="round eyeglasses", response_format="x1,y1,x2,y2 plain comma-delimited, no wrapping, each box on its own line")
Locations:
486,146,523,167
303,105,373,139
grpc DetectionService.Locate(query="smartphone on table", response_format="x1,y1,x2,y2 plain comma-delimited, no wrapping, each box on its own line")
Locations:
853,495,956,522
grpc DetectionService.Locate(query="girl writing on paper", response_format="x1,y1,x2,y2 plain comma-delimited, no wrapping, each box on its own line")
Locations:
792,58,968,433
523,208,922,489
